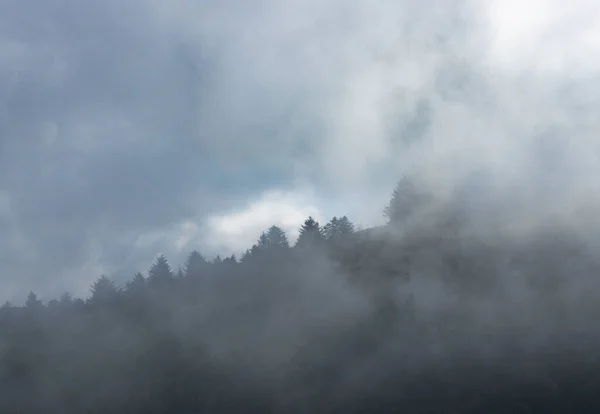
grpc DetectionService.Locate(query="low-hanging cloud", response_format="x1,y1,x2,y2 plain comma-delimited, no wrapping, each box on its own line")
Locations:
1,0,600,301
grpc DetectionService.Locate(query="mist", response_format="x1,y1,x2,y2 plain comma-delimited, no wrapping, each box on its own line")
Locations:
3,0,600,412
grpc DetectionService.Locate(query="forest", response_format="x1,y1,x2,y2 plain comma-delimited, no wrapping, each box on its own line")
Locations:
2,173,600,413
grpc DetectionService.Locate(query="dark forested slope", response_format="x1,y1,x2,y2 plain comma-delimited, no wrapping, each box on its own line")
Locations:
2,177,600,413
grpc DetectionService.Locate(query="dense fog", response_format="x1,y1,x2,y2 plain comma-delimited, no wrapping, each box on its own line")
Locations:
3,174,600,412
3,0,600,412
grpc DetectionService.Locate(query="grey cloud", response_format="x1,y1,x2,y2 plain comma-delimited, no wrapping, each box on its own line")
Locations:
2,0,600,301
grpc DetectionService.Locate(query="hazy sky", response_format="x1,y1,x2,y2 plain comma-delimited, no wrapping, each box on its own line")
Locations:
1,0,600,301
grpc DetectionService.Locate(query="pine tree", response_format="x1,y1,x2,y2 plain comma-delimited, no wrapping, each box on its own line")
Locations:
240,249,252,264
223,255,237,266
338,216,355,235
256,232,270,250
323,217,340,240
88,275,120,306
176,268,185,279
256,226,290,251
47,299,59,310
126,272,146,292
266,226,289,249
383,173,429,224
324,216,355,241
244,226,290,263
184,251,207,278
148,255,174,286
59,292,73,307
295,216,324,248
25,291,43,311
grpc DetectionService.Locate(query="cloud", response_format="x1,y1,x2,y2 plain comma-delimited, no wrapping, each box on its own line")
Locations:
205,189,322,256
482,0,600,75
1,0,600,301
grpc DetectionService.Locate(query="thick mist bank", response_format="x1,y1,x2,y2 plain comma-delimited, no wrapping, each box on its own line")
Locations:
3,204,600,412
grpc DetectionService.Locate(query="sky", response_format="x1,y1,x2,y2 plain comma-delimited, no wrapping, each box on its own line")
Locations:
1,0,600,302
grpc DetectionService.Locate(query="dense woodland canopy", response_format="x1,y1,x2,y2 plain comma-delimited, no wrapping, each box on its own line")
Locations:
3,176,600,413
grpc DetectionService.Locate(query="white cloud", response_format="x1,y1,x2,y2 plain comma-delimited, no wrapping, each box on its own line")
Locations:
481,0,600,75
205,189,322,256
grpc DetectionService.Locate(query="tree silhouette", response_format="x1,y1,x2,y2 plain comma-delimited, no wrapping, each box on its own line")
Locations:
323,216,355,241
256,226,289,253
148,255,174,292
184,251,207,278
266,226,289,249
24,291,43,311
295,216,324,248
323,217,340,240
59,292,73,307
383,173,430,224
256,232,270,250
88,275,120,307
126,272,146,292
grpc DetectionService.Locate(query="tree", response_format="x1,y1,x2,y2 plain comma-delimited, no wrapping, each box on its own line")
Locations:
257,226,289,251
59,292,73,307
223,255,237,267
383,173,430,224
323,217,340,240
337,216,355,235
240,249,252,264
323,216,355,241
176,268,185,280
25,291,43,311
256,233,270,250
266,226,289,249
47,299,59,310
295,216,324,248
126,272,146,292
88,275,120,306
184,251,207,278
148,255,174,287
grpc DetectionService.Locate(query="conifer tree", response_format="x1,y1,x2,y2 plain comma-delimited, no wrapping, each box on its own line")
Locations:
148,255,174,286
323,217,340,240
25,291,43,311
383,173,429,224
184,251,207,278
88,275,119,306
295,216,324,248
266,225,289,249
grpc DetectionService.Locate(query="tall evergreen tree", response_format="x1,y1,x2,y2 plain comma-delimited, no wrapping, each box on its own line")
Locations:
148,255,174,286
25,291,43,311
88,275,120,306
337,216,355,235
126,272,146,292
295,216,324,248
266,226,289,249
383,173,430,224
59,292,73,307
222,255,238,267
256,232,270,250
184,251,207,278
324,216,355,241
323,217,340,240
240,248,252,264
